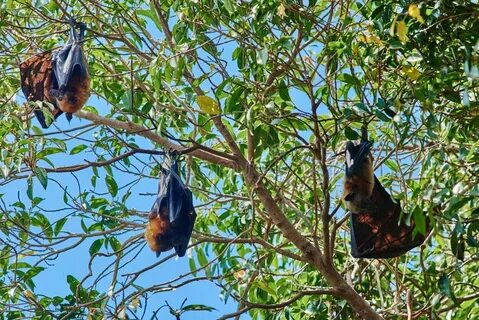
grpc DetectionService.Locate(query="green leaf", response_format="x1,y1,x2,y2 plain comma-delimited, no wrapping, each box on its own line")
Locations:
412,206,426,235
223,0,234,14
37,147,64,159
438,275,458,305
89,239,104,256
338,73,361,86
35,167,48,189
109,237,121,252
70,144,88,155
278,81,291,101
105,175,118,197
197,249,208,267
344,127,360,140
253,281,277,297
225,86,244,113
54,218,67,236
90,198,109,209
385,159,399,172
27,176,33,200
182,304,217,312
374,109,391,121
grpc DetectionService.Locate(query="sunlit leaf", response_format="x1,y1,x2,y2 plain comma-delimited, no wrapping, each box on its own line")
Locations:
196,95,221,115
105,175,118,197
35,167,48,190
70,144,88,155
396,20,408,43
408,4,424,24
402,66,421,80
277,3,286,18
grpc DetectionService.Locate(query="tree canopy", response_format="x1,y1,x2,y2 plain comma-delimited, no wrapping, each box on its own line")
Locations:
0,0,478,319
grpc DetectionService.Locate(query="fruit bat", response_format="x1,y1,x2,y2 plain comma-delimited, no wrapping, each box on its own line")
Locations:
343,140,430,258
19,19,90,128
145,156,197,257
343,141,375,215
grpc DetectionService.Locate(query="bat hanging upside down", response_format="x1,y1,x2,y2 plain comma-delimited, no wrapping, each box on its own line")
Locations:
145,156,197,257
19,18,90,128
343,140,376,215
343,140,430,258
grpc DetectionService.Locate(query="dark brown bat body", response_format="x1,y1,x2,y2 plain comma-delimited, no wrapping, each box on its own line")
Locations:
344,140,430,258
145,156,196,257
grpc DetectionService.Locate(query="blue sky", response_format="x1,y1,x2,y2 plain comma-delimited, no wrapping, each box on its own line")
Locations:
1,110,247,319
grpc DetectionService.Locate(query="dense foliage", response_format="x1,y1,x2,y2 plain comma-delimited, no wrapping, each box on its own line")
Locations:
0,0,478,319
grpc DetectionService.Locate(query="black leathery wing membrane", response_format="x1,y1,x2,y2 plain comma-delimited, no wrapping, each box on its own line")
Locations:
154,155,197,257
350,177,431,258
51,19,89,98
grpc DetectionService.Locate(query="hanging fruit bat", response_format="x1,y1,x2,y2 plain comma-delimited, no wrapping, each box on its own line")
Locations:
19,19,90,128
343,141,375,215
145,156,197,257
343,140,430,258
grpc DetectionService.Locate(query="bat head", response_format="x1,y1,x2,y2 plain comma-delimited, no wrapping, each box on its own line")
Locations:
51,19,89,99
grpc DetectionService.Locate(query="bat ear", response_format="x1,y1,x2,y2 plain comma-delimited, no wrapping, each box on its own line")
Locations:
155,251,161,258
344,141,355,170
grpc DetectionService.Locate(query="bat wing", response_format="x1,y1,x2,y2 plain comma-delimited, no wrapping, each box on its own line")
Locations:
51,20,89,98
19,51,63,128
350,176,430,258
152,167,170,216
174,189,197,257
165,158,197,257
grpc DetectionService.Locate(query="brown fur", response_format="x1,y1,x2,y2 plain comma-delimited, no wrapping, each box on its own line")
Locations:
144,206,174,254
343,152,375,214
20,52,56,105
56,71,91,113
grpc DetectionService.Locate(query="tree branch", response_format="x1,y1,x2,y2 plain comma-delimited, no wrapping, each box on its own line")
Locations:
75,111,237,168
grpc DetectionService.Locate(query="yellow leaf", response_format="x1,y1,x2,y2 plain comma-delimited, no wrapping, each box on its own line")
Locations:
234,269,246,280
396,20,408,44
402,66,421,80
196,95,220,115
408,4,425,24
277,3,286,18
